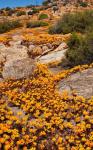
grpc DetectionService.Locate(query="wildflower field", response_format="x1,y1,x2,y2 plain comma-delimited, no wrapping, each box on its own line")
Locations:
0,64,93,150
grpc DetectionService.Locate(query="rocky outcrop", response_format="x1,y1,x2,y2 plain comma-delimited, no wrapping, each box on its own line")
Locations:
0,41,36,79
0,41,68,79
38,42,68,64
38,49,67,64
28,46,43,57
0,44,28,63
58,68,93,98
2,58,36,79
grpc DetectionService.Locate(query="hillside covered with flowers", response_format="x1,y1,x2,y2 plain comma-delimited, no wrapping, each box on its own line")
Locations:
0,64,93,150
0,0,93,150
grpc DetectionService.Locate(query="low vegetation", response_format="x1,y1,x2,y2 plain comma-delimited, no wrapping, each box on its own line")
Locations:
27,8,40,16
79,1,88,7
16,11,26,16
31,7,39,14
26,21,48,28
65,32,93,67
49,10,93,34
39,13,48,20
0,20,22,34
42,0,50,6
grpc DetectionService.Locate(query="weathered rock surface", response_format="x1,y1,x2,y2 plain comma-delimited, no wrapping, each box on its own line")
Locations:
29,46,43,57
54,42,68,52
0,45,28,63
0,78,3,82
58,68,93,98
2,58,36,79
38,49,67,64
42,45,49,51
38,42,68,64
28,45,35,53
0,41,68,79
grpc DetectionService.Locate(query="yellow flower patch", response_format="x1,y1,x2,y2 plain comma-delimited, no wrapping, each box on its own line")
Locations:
0,63,93,149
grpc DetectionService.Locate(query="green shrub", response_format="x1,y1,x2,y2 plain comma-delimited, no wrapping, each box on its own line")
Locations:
53,6,58,12
17,11,26,16
27,8,39,15
39,13,48,20
0,20,22,34
65,32,93,67
26,21,48,28
49,10,93,34
32,8,39,14
5,7,11,11
79,1,88,7
42,0,50,6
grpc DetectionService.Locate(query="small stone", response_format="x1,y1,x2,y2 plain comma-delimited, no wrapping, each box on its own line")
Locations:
42,45,49,51
28,45,35,53
30,46,43,57
47,43,53,49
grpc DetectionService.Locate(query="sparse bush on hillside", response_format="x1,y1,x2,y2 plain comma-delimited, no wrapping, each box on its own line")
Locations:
7,9,16,16
42,0,50,6
32,7,39,14
26,21,48,28
0,20,22,34
65,32,93,67
39,13,48,20
49,10,93,34
5,7,11,11
53,6,58,13
27,8,39,15
79,1,88,7
16,11,26,16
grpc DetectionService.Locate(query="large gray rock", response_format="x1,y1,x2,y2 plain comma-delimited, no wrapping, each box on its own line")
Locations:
38,49,67,64
0,43,31,79
9,40,22,46
54,42,68,52
38,42,68,64
58,68,93,98
2,58,36,79
0,45,28,63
